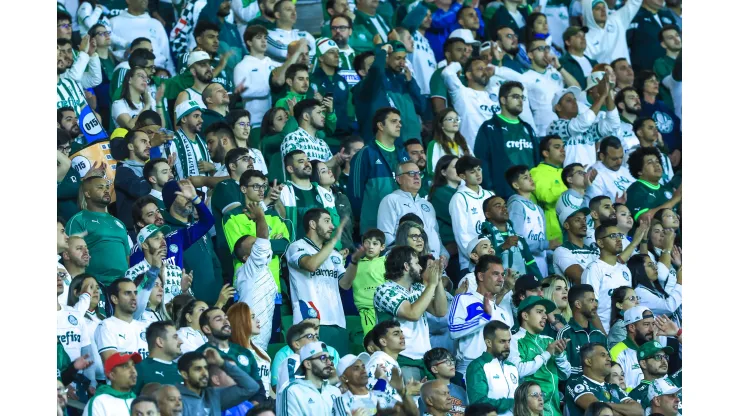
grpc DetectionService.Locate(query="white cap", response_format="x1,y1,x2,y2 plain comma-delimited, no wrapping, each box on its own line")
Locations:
295,342,330,375
585,71,605,92
336,353,370,377
175,100,202,123
647,376,681,401
187,50,211,67
551,86,582,111
466,237,489,257
624,306,653,325
449,29,480,45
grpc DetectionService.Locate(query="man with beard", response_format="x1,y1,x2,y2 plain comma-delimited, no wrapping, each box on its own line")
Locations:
474,81,540,199
626,0,679,73
57,44,89,117
134,321,184,394
611,58,635,93
178,349,261,414
615,87,641,159
429,37,470,115
57,107,85,153
176,51,215,109
196,308,266,402
450,255,513,376
509,296,571,416
83,352,141,415
279,150,328,238
565,343,640,416
286,208,362,356
279,99,342,172
465,320,518,414
248,0,279,30
58,37,103,90
67,178,131,286
95,279,150,363
329,14,360,87
556,285,607,376
277,342,349,415
144,158,174,208
583,196,616,250
610,306,660,391
629,341,680,410
204,122,239,177
275,64,311,110
492,26,526,74
266,0,316,63
582,223,632,334
155,385,184,416
167,100,214,190
311,38,353,137
374,246,447,378
200,83,232,133
585,138,635,208
116,130,154,232
62,236,91,278
553,208,598,284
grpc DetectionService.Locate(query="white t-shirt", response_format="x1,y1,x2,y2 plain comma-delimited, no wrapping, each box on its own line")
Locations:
177,326,208,354
95,316,150,359
520,67,564,136
373,281,432,360
552,242,599,277
571,54,594,78
584,161,635,207
582,259,633,334
58,306,91,361
111,99,144,128
286,238,347,328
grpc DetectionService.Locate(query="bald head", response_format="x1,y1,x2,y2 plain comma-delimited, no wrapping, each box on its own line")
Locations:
421,379,452,411
140,382,162,398
156,385,183,416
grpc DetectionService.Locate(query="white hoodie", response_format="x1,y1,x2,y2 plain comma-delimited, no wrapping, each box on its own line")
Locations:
582,0,642,64
110,10,176,74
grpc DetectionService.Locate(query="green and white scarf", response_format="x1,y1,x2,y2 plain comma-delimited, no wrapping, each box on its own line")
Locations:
166,129,211,181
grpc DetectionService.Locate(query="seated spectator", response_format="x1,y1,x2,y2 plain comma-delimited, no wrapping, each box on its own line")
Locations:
609,306,658,391
84,352,141,415
556,284,606,377
175,299,210,354
112,68,157,129
582,0,640,66
420,380,455,416
585,137,635,206
625,147,681,222
272,319,340,392
512,381,546,416
628,341,680,410
645,376,682,416
266,0,316,63
155,385,184,416
540,275,570,338
627,254,682,327
553,205,598,284
421,348,468,414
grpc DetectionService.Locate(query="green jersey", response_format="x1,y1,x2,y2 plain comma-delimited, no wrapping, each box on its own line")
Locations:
196,341,261,383
429,67,467,107
57,340,71,381
280,182,326,240
66,210,131,285
352,256,387,309
556,318,607,377
625,179,676,221
566,375,630,416
133,357,183,394
628,370,682,409
57,167,82,222
57,77,88,117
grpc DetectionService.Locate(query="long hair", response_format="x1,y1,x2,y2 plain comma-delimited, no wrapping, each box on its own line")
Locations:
432,108,470,156
609,286,632,327
134,273,171,321
396,221,430,257
174,296,199,329
524,12,563,54
584,402,613,416
542,275,572,322
646,219,668,263
121,68,147,110
67,274,106,321
627,254,669,297
227,302,270,361
260,107,289,138
428,155,458,200
513,381,543,416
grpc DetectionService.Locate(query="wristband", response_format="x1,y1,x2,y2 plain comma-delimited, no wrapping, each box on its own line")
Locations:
676,328,682,337
192,196,200,202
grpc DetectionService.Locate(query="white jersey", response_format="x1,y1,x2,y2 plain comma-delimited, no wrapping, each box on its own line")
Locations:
582,0,642,65
520,67,564,137
448,291,512,375
286,238,347,328
183,88,206,109
618,119,641,165
57,76,88,117
552,242,599,277
233,55,281,128
235,238,277,351
82,312,105,381
95,316,150,359
373,281,432,360
547,108,620,168
412,30,438,95
251,345,272,398
584,161,635,206
449,185,495,270
582,259,633,334
376,190,445,258
58,306,91,361
555,189,589,228
266,28,316,63
365,351,402,400
82,393,134,416
177,326,208,354
280,128,333,161
507,195,548,277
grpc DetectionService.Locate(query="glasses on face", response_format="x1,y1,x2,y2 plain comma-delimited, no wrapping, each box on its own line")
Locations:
529,46,548,53
443,117,461,123
600,232,625,240
58,23,71,29
433,358,455,367
95,30,112,37
248,184,268,192
626,295,641,302
311,354,332,363
650,354,668,362
331,25,350,32
408,234,424,241
58,144,72,153
529,392,546,399
297,333,320,342
400,170,423,178
237,121,251,128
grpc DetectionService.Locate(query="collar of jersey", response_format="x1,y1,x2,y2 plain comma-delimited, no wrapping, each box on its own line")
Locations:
497,114,520,124
636,179,661,190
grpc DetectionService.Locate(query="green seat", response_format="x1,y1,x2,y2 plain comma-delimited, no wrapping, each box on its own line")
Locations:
282,314,295,341
350,343,366,355
267,343,286,361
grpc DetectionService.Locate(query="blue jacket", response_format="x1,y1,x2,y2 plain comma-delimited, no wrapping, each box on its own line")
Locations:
426,3,463,62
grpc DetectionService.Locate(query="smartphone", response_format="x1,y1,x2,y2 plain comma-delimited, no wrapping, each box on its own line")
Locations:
325,92,333,99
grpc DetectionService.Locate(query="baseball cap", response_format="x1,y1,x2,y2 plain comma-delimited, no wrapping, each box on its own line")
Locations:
187,50,211,67
637,340,675,361
295,342,331,376
647,376,681,401
466,237,489,257
449,29,480,46
562,26,588,45
585,71,605,92
388,40,407,53
515,274,550,292
591,0,607,8
104,352,142,376
337,352,370,377
175,100,202,123
551,86,582,111
137,223,171,246
517,295,556,315
558,206,591,227
624,306,654,325
480,41,493,53
315,37,339,57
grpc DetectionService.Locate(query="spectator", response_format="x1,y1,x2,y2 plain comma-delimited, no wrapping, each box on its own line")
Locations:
274,63,312,110
404,140,430,195
611,58,635,93
225,110,269,173
634,72,682,157
130,396,160,416
110,0,175,74
627,254,682,326
266,0,316,63
136,273,171,326
56,274,96,394
155,385,184,416
200,82,233,133
553,206,598,284
115,130,153,231
67,274,105,382
626,0,680,73
455,5,485,40
645,376,682,416
606,286,639,350
564,343,640,416
227,302,273,399
559,26,598,89
530,135,567,243
59,36,104,90
175,299,209,354
582,0,641,66
420,379,455,416
83,352,141,415
112,68,158,129
607,362,628,391
609,306,657,390
167,101,214,184
336,352,390,412
583,196,616,249
428,156,461,257
628,341,680,410
351,0,391,53
272,319,340,391
175,51,215,109
62,235,91,279
311,38,353,137
95,278,150,364
286,208,360,355
509,296,571,416
421,348,468,414
585,137,635,206
247,0,279,30
56,42,90,118
143,158,174,208
491,26,527,74
279,98,341,170
337,136,365,193
538,275,570,339
449,254,513,375
57,108,85,153
653,26,681,112
465,320,517,414
475,82,540,198
512,381,545,416
401,4,435,99
625,147,681,222
350,229,386,334
234,25,281,132
278,150,327,238
556,285,607,377
133,321,183,394
57,8,73,40
489,0,530,41
555,162,590,233
430,37,471,115
426,110,471,176
176,350,261,415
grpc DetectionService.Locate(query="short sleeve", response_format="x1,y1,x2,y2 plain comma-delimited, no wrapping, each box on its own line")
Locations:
374,284,407,316
111,99,132,124
566,379,592,403
332,251,346,277
286,242,309,270
553,247,577,274
95,322,117,355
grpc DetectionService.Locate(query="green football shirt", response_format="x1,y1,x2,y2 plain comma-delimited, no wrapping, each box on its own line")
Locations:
565,375,630,416
66,210,131,285
625,179,676,220
134,357,183,394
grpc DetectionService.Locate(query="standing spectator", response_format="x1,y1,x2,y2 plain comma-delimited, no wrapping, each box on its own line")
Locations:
176,299,210,355
455,5,485,40
625,147,681,222
401,4,435,99
351,229,386,334
429,156,461,259
365,320,406,398
559,27,598,89
175,51,215,109
475,82,540,199
653,26,681,112
200,82,232,133
564,343,641,416
57,43,90,118
115,129,153,232
506,165,560,277
553,207,598,284
225,110,269,172
83,352,141,416
635,72,682,157
426,110,471,176
449,155,494,272
347,107,410,234
95,278,151,363
266,0,316,63
67,177,131,286
612,58,635,93
465,320,517,415
583,196,616,250
540,275,571,339
62,236,90,279
311,38,353,137
626,0,680,73
246,0,279,30
279,98,340,167
134,321,184,394
234,25,280,132
449,255,513,375
530,135,567,243
272,319,341,391
582,0,641,65
352,0,392,53
628,341,680,410
609,306,657,390
404,140,430,196
143,158,174,208
489,0,530,40
278,150,326,239
585,137,635,206
556,285,607,377
286,209,360,355
110,0,175,74
176,350,261,415
167,101,214,185
328,14,361,87
374,247,447,379
509,296,571,416
429,37,470,115
615,87,642,158
227,302,274,399
336,353,388,413
57,133,84,222
628,254,682,324
555,163,591,240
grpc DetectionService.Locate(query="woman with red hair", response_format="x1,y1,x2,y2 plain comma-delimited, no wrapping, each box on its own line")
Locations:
227,302,273,398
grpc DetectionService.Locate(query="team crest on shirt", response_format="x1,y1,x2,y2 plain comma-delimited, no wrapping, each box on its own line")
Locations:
623,271,629,281
359,33,367,40
68,315,78,326
331,256,341,265
308,308,318,318
339,82,346,91
551,73,561,81
325,193,333,203
421,204,431,212
238,355,249,366
170,244,179,253
475,220,482,234
140,331,146,341
653,112,674,133
604,390,611,400
574,384,586,394
510,373,518,383
316,195,323,204
664,191,673,199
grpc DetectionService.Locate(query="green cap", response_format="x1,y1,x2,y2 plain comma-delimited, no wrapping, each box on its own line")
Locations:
637,340,675,361
518,296,556,315
388,41,407,53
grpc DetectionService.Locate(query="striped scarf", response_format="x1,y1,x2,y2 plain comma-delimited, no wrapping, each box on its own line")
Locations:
166,129,211,181
170,0,199,59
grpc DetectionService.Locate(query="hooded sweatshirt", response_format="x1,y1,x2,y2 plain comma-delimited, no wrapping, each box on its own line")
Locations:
83,385,136,416
110,10,176,74
582,0,642,65
177,362,260,416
